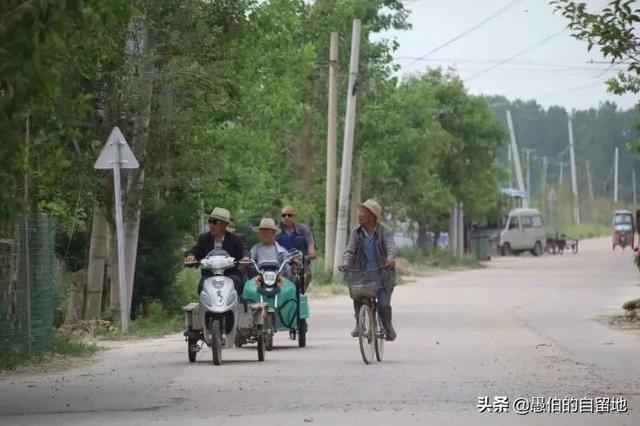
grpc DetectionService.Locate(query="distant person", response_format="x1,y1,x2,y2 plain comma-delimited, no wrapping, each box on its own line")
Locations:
185,207,250,295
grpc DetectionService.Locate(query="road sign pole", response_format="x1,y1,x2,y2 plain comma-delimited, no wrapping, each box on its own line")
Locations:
112,141,129,334
95,127,138,335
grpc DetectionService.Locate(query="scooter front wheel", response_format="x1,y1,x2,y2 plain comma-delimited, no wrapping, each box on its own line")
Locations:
210,319,222,366
298,319,307,348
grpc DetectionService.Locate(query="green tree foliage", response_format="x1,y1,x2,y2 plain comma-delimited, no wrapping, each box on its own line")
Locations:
551,0,640,95
361,70,506,249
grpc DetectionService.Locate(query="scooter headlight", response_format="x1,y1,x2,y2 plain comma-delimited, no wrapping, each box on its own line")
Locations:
200,292,213,307
263,271,277,286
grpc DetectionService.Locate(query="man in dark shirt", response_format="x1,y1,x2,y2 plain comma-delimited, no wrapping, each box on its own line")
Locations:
185,207,250,295
277,206,316,289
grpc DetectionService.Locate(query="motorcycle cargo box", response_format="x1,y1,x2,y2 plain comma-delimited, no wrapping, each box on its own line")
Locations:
183,302,203,331
237,301,268,329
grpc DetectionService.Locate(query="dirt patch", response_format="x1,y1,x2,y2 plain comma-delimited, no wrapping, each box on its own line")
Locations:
608,310,640,331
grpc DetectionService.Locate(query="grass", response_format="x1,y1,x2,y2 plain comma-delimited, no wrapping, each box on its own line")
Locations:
396,246,482,273
0,334,98,372
555,223,610,240
98,302,184,340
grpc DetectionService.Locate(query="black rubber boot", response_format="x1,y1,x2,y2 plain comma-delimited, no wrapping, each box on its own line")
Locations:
379,307,396,341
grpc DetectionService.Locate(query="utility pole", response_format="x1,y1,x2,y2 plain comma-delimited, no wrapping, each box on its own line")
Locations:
507,144,513,187
568,117,580,224
506,110,527,207
614,147,619,203
457,202,464,258
524,148,535,204
586,160,594,200
449,203,458,256
634,169,637,205
324,32,338,272
333,20,361,275
559,161,564,188
541,156,548,195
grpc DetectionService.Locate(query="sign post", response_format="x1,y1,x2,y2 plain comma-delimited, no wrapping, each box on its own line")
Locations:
95,127,139,334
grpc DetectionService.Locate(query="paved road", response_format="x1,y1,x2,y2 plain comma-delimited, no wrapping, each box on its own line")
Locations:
1,237,639,425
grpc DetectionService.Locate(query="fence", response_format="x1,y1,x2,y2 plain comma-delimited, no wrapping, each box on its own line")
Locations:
0,214,57,364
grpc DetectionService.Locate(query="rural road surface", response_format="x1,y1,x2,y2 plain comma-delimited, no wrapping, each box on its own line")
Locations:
1,237,639,425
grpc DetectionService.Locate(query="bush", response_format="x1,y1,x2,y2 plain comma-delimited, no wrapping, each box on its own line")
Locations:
397,246,480,269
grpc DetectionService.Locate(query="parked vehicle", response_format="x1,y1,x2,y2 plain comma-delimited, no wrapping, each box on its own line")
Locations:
242,250,310,350
499,208,546,256
183,250,268,365
612,210,634,250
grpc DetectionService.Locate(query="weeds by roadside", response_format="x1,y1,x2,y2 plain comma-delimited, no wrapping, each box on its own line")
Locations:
0,334,98,372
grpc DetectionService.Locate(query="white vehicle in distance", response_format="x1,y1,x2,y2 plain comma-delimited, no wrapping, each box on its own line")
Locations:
499,208,546,256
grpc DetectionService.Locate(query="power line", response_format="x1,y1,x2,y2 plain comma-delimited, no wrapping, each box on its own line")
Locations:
406,0,526,68
465,29,567,81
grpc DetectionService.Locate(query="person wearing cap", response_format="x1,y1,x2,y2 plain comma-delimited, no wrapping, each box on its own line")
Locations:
338,199,397,341
277,206,316,288
185,207,250,295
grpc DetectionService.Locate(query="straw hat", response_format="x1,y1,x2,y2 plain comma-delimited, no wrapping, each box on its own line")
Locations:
254,218,280,234
209,207,231,223
358,199,382,221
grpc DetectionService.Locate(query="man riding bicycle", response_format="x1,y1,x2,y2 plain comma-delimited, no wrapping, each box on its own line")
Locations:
339,199,397,341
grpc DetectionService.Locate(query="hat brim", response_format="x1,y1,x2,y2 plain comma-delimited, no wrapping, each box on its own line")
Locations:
253,226,281,235
209,215,231,223
358,202,382,220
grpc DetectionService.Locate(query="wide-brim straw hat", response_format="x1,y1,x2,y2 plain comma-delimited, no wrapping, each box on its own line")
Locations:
209,207,231,223
358,199,382,221
253,218,281,234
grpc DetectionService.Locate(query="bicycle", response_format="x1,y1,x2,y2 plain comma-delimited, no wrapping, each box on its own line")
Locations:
344,267,387,365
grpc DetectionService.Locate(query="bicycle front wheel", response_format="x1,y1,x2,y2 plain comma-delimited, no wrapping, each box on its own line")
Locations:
358,304,375,364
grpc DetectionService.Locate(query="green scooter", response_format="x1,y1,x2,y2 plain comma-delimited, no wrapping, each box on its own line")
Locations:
242,250,309,350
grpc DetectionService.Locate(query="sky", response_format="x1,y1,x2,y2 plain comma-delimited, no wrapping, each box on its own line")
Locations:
376,0,639,111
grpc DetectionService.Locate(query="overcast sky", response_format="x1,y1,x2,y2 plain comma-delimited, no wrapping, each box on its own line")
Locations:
376,0,638,111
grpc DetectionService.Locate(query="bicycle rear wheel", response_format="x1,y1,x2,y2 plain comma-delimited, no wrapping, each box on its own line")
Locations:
375,310,384,362
358,304,375,364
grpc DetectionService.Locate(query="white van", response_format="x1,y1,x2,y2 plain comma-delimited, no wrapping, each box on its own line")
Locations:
499,208,546,256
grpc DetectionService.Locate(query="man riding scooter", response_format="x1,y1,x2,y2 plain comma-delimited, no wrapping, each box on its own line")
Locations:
277,206,316,289
185,207,250,295
339,199,397,341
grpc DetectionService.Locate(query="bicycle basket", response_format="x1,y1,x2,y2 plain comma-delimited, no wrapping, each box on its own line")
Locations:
346,270,380,300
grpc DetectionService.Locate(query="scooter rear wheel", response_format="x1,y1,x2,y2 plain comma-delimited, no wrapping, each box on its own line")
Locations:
257,331,265,362
187,337,198,363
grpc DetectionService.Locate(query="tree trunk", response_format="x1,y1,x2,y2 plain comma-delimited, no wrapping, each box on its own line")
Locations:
84,207,108,319
120,18,155,319
416,221,428,255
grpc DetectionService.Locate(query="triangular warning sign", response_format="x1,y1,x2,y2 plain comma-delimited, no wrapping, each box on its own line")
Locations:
94,127,139,170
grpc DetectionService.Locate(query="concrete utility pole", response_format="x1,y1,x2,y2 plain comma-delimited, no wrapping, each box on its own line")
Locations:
524,148,535,203
457,202,464,258
324,32,338,272
449,203,458,256
507,144,513,187
541,156,548,195
614,147,619,203
559,161,564,188
634,169,637,205
333,20,361,275
350,156,363,231
586,160,594,200
568,118,580,224
506,110,527,207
